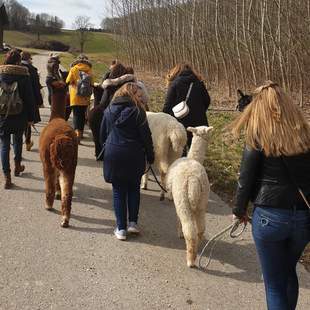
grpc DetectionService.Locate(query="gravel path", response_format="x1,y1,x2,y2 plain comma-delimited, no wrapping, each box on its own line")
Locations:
0,52,309,310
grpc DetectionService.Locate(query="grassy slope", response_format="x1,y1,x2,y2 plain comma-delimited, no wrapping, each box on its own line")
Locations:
3,30,119,80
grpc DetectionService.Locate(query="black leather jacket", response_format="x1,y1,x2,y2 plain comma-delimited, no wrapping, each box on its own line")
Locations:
232,146,310,217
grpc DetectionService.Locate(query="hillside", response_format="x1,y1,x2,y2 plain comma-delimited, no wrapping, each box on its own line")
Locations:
3,30,117,54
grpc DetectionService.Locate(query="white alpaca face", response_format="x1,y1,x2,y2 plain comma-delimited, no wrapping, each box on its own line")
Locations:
187,126,213,138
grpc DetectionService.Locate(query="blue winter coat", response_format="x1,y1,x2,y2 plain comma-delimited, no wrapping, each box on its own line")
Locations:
100,96,154,184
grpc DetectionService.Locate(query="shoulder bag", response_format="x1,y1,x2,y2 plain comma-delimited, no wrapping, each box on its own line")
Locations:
172,82,193,119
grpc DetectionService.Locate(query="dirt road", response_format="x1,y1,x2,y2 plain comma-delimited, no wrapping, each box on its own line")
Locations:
0,52,309,310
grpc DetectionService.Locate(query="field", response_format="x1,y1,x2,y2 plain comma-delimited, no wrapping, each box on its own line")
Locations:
2,30,119,80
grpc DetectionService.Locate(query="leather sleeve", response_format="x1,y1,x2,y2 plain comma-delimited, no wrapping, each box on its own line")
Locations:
232,146,263,217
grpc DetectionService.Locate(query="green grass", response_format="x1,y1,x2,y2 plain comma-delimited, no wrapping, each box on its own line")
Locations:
3,30,118,54
205,112,244,203
2,30,120,81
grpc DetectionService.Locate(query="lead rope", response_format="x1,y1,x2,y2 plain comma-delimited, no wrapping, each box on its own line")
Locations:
145,165,168,193
198,218,250,270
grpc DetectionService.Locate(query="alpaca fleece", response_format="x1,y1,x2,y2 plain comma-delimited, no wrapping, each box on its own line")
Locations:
39,83,78,227
166,126,212,267
141,112,187,200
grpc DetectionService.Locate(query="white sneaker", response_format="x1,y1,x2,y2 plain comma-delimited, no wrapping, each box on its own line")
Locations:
114,228,127,240
128,222,140,234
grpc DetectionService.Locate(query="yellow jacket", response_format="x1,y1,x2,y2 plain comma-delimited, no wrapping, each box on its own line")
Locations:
66,63,93,107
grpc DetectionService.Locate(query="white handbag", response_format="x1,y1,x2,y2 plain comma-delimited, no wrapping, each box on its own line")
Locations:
172,82,193,119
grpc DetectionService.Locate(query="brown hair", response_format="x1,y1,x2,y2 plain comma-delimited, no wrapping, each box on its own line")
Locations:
229,81,310,156
21,51,32,61
4,49,21,65
109,63,128,79
166,63,202,85
126,66,134,74
113,82,146,110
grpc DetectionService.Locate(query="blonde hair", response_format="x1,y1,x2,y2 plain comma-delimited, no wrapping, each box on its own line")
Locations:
113,82,146,110
166,63,202,86
230,81,310,157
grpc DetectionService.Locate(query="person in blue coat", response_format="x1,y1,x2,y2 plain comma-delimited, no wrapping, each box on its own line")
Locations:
100,82,154,240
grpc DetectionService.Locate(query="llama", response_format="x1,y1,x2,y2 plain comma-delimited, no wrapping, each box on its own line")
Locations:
141,112,187,200
166,126,213,267
39,81,78,227
236,89,252,112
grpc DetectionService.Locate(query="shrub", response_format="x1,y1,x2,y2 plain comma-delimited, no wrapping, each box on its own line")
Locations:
26,40,70,51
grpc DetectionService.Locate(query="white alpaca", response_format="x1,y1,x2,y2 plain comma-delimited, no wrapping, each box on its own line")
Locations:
166,126,213,267
142,112,187,200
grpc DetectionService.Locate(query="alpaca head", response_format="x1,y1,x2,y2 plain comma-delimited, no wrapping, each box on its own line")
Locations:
50,81,67,121
187,126,213,140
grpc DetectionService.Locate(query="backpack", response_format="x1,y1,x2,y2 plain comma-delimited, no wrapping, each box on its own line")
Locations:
0,81,23,117
77,71,92,97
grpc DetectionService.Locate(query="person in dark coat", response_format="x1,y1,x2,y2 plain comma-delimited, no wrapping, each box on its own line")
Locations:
100,82,154,240
163,63,211,150
0,49,35,189
21,51,42,151
230,81,310,309
89,63,136,159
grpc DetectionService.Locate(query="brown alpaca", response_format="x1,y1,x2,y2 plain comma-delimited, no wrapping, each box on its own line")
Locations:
39,81,78,227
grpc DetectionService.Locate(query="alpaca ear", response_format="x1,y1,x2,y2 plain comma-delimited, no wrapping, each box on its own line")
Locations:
187,127,197,134
206,126,214,133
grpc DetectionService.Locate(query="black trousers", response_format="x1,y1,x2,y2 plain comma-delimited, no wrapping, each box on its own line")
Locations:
72,106,87,131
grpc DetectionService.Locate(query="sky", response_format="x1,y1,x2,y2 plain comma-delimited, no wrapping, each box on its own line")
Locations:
19,0,111,29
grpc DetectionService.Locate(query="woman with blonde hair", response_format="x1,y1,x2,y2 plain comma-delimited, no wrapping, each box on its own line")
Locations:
231,81,310,309
100,82,154,240
163,63,210,151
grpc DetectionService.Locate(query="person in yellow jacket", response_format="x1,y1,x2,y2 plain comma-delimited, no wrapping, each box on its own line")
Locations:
66,54,93,141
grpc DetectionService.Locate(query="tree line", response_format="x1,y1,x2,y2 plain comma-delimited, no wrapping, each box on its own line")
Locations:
108,0,310,105
1,0,64,34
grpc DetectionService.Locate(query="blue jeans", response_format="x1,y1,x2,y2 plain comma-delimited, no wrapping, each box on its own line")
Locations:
0,132,23,174
252,206,310,310
112,180,141,230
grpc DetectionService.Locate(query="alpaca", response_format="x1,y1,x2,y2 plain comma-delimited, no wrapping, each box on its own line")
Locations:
236,89,252,112
39,81,78,227
166,126,213,267
141,112,187,200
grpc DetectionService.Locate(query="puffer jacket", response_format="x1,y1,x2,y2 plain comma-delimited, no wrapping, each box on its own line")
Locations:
100,74,136,109
0,65,35,135
232,146,310,217
66,62,94,107
100,96,154,183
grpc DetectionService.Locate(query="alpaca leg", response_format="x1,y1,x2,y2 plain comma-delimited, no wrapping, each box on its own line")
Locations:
141,170,149,190
176,205,198,267
159,171,166,201
55,171,61,200
177,216,184,239
184,236,198,268
43,165,56,210
196,208,206,243
59,171,73,228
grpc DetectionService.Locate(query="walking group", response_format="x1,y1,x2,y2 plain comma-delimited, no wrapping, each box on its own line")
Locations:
0,48,309,309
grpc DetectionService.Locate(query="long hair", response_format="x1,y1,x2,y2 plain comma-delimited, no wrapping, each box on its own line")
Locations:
113,82,146,111
166,63,202,85
230,81,310,156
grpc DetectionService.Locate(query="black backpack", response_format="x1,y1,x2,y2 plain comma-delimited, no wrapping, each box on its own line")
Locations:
77,71,92,97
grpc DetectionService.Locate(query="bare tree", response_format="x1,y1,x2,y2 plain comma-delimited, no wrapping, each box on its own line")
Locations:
72,15,93,53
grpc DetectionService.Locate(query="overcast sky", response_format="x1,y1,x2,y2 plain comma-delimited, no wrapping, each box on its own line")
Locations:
19,0,110,29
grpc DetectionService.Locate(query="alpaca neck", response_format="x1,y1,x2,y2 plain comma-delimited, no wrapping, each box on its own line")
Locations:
187,135,207,165
50,91,66,121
